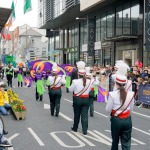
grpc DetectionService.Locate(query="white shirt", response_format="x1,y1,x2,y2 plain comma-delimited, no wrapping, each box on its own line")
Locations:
48,75,66,87
69,78,93,94
106,90,134,114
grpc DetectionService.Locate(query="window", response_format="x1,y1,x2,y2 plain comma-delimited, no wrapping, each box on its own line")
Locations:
123,3,131,34
107,10,115,38
96,15,100,41
101,13,107,41
116,6,122,36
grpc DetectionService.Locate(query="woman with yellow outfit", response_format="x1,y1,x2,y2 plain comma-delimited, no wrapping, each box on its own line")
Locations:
0,85,11,115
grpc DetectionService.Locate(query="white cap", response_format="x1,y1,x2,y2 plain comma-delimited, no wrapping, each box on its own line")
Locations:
85,67,91,77
52,63,58,73
76,61,85,75
115,74,127,84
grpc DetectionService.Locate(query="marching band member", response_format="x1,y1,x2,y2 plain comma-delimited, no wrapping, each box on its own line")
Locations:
85,67,99,117
6,64,13,87
35,70,44,101
106,73,135,150
113,60,132,92
69,61,94,135
48,63,66,117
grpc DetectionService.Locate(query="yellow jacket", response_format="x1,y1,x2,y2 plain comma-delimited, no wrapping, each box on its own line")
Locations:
0,91,9,106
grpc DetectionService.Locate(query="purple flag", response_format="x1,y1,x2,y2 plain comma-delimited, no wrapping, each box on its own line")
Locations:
24,76,32,87
97,86,108,103
60,64,76,76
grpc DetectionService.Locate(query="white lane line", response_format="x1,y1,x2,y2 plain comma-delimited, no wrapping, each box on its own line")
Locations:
105,130,111,132
59,112,73,121
28,128,45,146
13,86,15,88
131,137,146,145
133,127,150,136
64,98,108,118
64,98,72,103
149,130,150,132
132,111,150,119
8,133,19,150
94,111,108,118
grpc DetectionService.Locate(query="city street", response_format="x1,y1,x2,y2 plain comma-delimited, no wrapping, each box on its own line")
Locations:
2,79,150,150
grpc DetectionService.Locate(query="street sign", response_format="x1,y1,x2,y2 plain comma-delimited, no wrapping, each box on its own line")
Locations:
6,55,13,63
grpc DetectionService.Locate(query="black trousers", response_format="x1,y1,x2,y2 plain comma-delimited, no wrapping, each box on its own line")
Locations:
89,90,94,116
72,96,90,134
18,82,23,87
49,88,62,116
35,87,43,101
6,75,13,87
111,116,132,150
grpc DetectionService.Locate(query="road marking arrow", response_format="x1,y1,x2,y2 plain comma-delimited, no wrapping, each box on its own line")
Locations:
8,133,19,150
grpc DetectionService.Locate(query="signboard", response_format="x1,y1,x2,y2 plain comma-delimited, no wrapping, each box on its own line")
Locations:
80,0,105,11
145,0,150,51
138,84,150,105
94,41,101,50
88,18,95,56
6,55,13,63
82,44,88,52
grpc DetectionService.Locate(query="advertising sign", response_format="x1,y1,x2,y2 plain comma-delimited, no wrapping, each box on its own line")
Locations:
138,84,150,105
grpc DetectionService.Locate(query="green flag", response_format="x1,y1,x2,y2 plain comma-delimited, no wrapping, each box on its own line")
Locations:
11,1,15,18
24,0,32,14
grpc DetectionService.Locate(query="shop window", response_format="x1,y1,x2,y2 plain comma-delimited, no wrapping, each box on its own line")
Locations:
107,10,115,38
123,3,131,35
116,6,123,36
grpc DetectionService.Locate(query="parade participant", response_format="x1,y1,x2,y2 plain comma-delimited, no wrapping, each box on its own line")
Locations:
0,66,4,80
0,84,11,115
70,61,78,85
113,61,132,92
85,67,99,117
69,61,94,135
5,64,13,87
17,68,23,88
46,70,51,91
106,73,135,150
48,63,66,117
35,70,44,101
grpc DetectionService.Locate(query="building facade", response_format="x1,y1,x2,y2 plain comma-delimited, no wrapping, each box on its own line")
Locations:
12,25,48,62
39,0,150,67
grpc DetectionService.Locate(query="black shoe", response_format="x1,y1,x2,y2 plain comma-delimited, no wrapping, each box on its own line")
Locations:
51,114,54,116
0,140,13,147
55,114,58,117
3,130,8,135
71,127,77,132
83,132,87,135
90,114,93,117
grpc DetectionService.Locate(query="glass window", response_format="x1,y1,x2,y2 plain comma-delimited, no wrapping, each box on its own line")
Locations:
69,28,72,47
64,30,67,48
83,21,87,44
116,6,122,36
131,4,139,35
74,25,78,46
123,3,131,35
71,26,75,47
80,22,84,51
107,10,115,38
101,14,107,41
96,15,100,42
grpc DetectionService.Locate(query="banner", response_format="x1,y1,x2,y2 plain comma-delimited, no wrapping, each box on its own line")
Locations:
138,84,150,105
24,0,32,14
88,18,95,56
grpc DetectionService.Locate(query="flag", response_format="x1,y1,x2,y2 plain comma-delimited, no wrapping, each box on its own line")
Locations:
24,0,32,14
97,86,109,103
7,0,16,26
1,27,11,41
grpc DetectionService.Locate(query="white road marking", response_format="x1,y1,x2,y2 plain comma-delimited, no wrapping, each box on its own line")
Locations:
50,131,85,148
105,130,111,132
59,112,73,121
28,128,45,146
64,98,108,118
13,86,15,88
64,98,72,103
132,111,150,119
131,137,146,145
133,127,150,136
94,111,108,118
44,103,73,121
149,130,150,132
8,133,19,150
72,131,95,146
